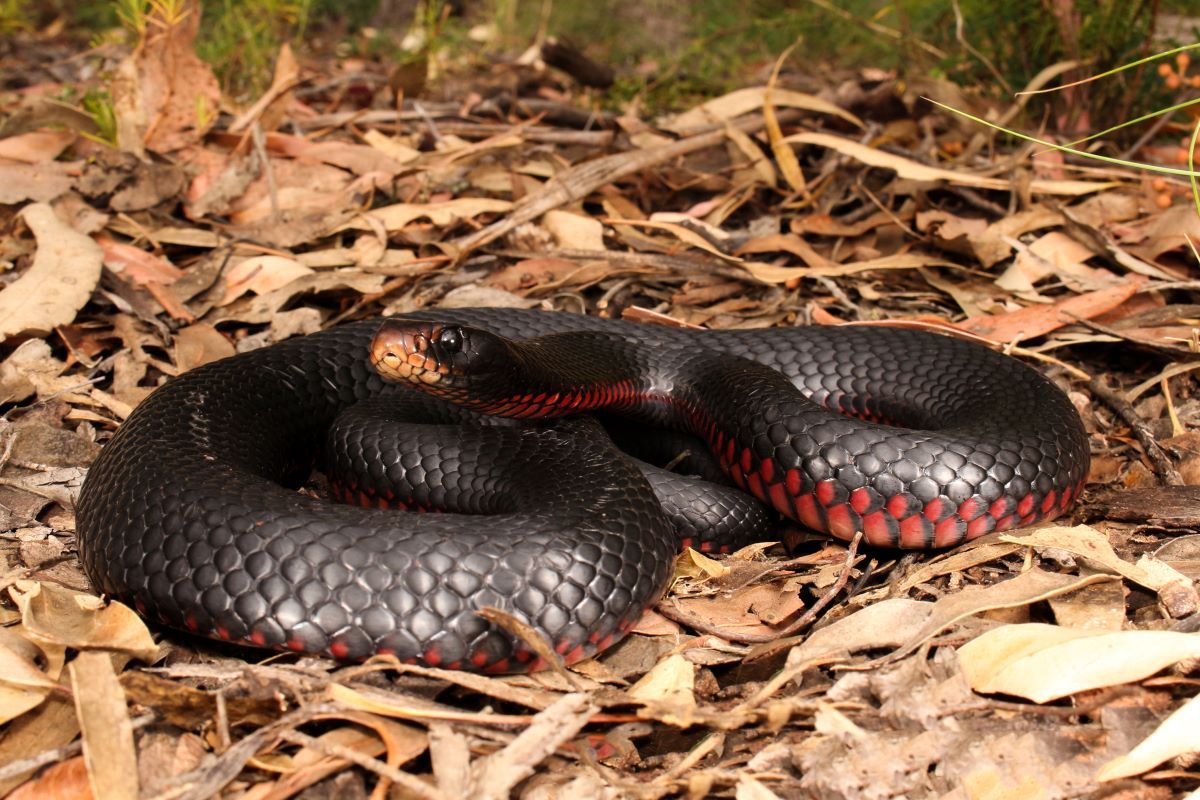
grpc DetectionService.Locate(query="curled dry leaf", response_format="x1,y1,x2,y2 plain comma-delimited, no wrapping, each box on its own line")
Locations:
958,623,1200,704
0,626,66,725
674,548,731,581
0,203,102,342
9,581,160,663
628,654,696,721
1001,524,1198,615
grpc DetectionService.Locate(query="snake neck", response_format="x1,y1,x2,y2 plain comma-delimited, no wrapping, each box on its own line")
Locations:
459,330,804,435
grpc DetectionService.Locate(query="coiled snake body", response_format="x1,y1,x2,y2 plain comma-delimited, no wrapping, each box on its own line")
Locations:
76,309,1089,671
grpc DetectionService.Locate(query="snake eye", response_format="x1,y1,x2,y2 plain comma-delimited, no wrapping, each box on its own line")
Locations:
437,327,464,354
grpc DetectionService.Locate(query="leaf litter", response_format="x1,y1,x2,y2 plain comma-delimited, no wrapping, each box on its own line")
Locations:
2,6,1200,799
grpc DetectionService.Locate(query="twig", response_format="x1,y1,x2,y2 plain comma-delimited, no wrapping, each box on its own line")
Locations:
277,729,447,800
1088,376,1183,486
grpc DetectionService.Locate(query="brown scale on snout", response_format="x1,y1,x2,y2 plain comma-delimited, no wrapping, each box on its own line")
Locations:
371,321,450,386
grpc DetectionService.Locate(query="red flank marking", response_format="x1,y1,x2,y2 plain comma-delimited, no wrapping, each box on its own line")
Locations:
785,468,802,495
886,493,910,520
826,505,856,539
286,638,306,652
933,517,963,548
472,650,490,667
768,481,790,515
759,458,775,483
815,479,836,507
423,647,441,667
330,640,350,659
1017,494,1035,517
794,494,823,530
988,497,1011,520
966,515,992,539
746,472,765,503
898,515,930,548
484,659,510,674
564,645,587,665
250,629,267,646
739,447,753,474
1040,490,1058,514
862,511,892,544
923,498,945,522
957,497,980,521
849,487,872,514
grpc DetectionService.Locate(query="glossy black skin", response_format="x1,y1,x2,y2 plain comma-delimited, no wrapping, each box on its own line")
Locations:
75,308,1089,669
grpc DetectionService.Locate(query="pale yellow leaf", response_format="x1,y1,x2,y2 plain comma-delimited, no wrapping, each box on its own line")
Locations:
1097,693,1200,781
666,87,865,133
958,623,1200,703
784,132,1115,196
541,209,605,250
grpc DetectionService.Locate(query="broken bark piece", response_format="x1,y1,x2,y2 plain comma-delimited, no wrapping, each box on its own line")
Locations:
1088,486,1200,527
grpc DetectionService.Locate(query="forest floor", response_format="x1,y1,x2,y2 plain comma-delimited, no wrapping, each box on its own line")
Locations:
2,7,1200,800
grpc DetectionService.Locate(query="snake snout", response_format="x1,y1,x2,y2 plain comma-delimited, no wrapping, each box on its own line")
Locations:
371,321,444,385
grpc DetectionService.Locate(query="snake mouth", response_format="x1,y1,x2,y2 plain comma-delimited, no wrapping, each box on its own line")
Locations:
371,321,449,386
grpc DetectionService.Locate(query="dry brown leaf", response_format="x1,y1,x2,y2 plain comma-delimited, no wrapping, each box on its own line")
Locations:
958,623,1200,703
173,323,235,372
6,755,92,800
0,693,80,796
737,774,784,800
220,256,315,305
344,198,514,232
0,129,76,163
627,653,696,727
0,627,65,725
674,548,730,581
70,650,138,800
268,132,408,176
0,339,70,405
96,236,185,285
362,129,421,165
1001,524,1197,615
0,162,77,204
9,581,160,662
0,203,103,342
970,205,1065,267
884,568,1117,663
959,276,1145,342
673,582,806,635
606,218,737,260
665,86,865,133
541,209,606,250
742,252,959,284
1097,693,1200,781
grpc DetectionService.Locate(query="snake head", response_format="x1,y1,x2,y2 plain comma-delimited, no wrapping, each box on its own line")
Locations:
371,319,521,406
